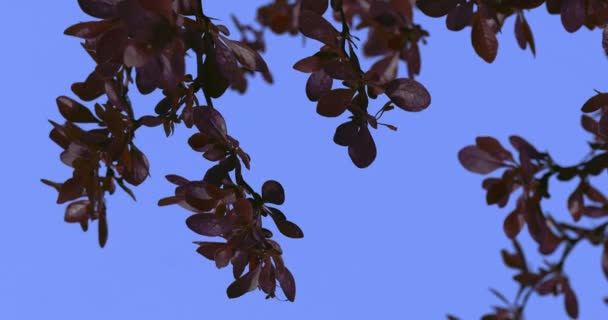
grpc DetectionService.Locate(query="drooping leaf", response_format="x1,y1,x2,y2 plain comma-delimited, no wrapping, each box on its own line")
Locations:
348,125,377,168
446,1,474,31
214,245,233,269
563,282,579,319
333,121,359,146
567,188,584,221
275,266,296,301
123,145,150,186
471,13,498,63
259,260,276,295
561,0,586,32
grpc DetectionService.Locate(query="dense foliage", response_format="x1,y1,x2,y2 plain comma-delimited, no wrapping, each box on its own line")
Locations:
43,0,608,318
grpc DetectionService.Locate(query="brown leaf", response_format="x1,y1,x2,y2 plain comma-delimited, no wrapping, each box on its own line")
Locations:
316,88,355,117
471,13,498,63
276,266,296,301
458,146,503,174
348,125,377,168
446,1,474,31
384,78,431,112
563,282,579,319
306,69,333,102
65,200,90,223
226,264,262,299
262,180,285,205
567,188,584,221
56,96,99,123
298,10,339,47
561,0,586,32
581,93,608,113
186,213,231,236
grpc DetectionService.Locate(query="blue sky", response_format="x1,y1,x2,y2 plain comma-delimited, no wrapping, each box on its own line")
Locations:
1,2,606,319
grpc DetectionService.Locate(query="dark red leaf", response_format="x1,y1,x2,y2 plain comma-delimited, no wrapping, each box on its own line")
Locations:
186,213,230,237
384,78,431,112
231,250,249,278
471,13,498,63
348,125,377,168
446,1,474,31
369,53,399,84
563,282,579,318
416,0,459,17
293,55,322,73
262,180,286,205
195,242,225,260
222,37,268,72
298,10,339,47
458,146,503,174
226,264,262,299
561,0,586,32
503,206,524,239
316,88,355,117
184,182,217,212
334,121,359,146
233,198,253,222
123,41,153,68
567,188,584,221
123,145,150,186
193,107,228,140
306,69,333,102
583,206,608,218
501,249,524,269
514,13,536,56
78,0,116,19
98,207,108,248
259,260,276,295
64,19,115,39
56,96,98,123
65,200,90,223
274,219,304,239
57,178,84,204
581,93,608,113
214,245,233,269
276,266,296,301
476,136,513,162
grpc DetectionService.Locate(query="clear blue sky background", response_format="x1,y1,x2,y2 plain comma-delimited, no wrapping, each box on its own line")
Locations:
1,2,607,319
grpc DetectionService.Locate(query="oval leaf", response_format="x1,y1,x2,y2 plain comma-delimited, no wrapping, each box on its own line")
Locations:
262,180,285,205
384,78,431,112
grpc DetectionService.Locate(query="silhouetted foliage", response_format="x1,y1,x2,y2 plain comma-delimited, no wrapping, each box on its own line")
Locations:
44,0,608,317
